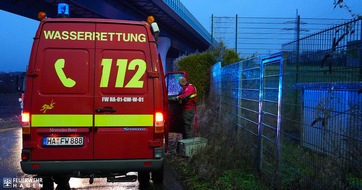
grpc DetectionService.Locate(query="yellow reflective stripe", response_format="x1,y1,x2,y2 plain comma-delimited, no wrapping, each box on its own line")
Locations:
31,114,153,127
31,114,92,127
189,93,197,98
95,114,153,127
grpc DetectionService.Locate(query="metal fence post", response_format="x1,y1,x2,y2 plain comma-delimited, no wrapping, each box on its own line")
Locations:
276,55,284,189
257,57,264,172
359,19,362,80
261,53,283,188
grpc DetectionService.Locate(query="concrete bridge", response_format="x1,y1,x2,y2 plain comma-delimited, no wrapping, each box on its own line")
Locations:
0,0,212,72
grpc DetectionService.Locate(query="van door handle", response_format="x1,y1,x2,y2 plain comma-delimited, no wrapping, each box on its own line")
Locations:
95,106,116,113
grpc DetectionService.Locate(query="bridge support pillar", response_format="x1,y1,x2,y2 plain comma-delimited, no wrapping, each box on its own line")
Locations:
157,37,171,73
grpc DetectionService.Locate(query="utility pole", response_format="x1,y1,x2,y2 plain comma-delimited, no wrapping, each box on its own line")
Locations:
296,10,300,73
294,9,300,120
235,14,238,52
211,14,214,47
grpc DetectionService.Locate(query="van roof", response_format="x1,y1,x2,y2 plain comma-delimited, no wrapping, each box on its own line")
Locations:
40,18,149,25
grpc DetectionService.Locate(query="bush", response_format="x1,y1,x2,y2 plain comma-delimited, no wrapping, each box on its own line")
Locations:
174,42,242,103
175,53,215,103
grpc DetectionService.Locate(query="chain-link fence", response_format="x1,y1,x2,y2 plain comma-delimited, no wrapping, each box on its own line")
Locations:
210,18,362,189
211,15,350,58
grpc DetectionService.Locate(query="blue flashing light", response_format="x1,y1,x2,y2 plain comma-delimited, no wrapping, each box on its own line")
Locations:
58,3,70,18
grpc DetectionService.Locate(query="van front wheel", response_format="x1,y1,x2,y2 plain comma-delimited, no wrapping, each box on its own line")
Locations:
138,171,150,184
41,177,54,189
53,175,70,190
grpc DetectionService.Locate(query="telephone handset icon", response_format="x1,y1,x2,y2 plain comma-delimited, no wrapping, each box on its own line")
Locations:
54,59,76,88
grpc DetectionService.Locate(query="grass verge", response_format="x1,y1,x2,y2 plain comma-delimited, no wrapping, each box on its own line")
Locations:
167,100,268,190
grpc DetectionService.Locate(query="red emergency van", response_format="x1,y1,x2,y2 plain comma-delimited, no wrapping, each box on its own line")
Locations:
20,17,168,188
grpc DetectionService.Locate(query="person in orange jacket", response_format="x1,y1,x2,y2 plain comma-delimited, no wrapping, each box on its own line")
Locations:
175,77,197,139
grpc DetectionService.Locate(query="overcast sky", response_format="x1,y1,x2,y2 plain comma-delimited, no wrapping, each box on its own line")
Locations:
0,0,361,72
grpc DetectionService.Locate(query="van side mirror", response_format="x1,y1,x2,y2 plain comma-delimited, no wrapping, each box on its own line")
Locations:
17,72,26,93
151,22,160,38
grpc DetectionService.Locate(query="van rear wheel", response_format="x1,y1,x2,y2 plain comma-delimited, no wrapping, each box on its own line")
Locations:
138,171,150,184
151,162,164,183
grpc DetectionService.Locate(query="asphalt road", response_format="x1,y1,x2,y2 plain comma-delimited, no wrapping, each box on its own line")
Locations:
0,126,185,190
